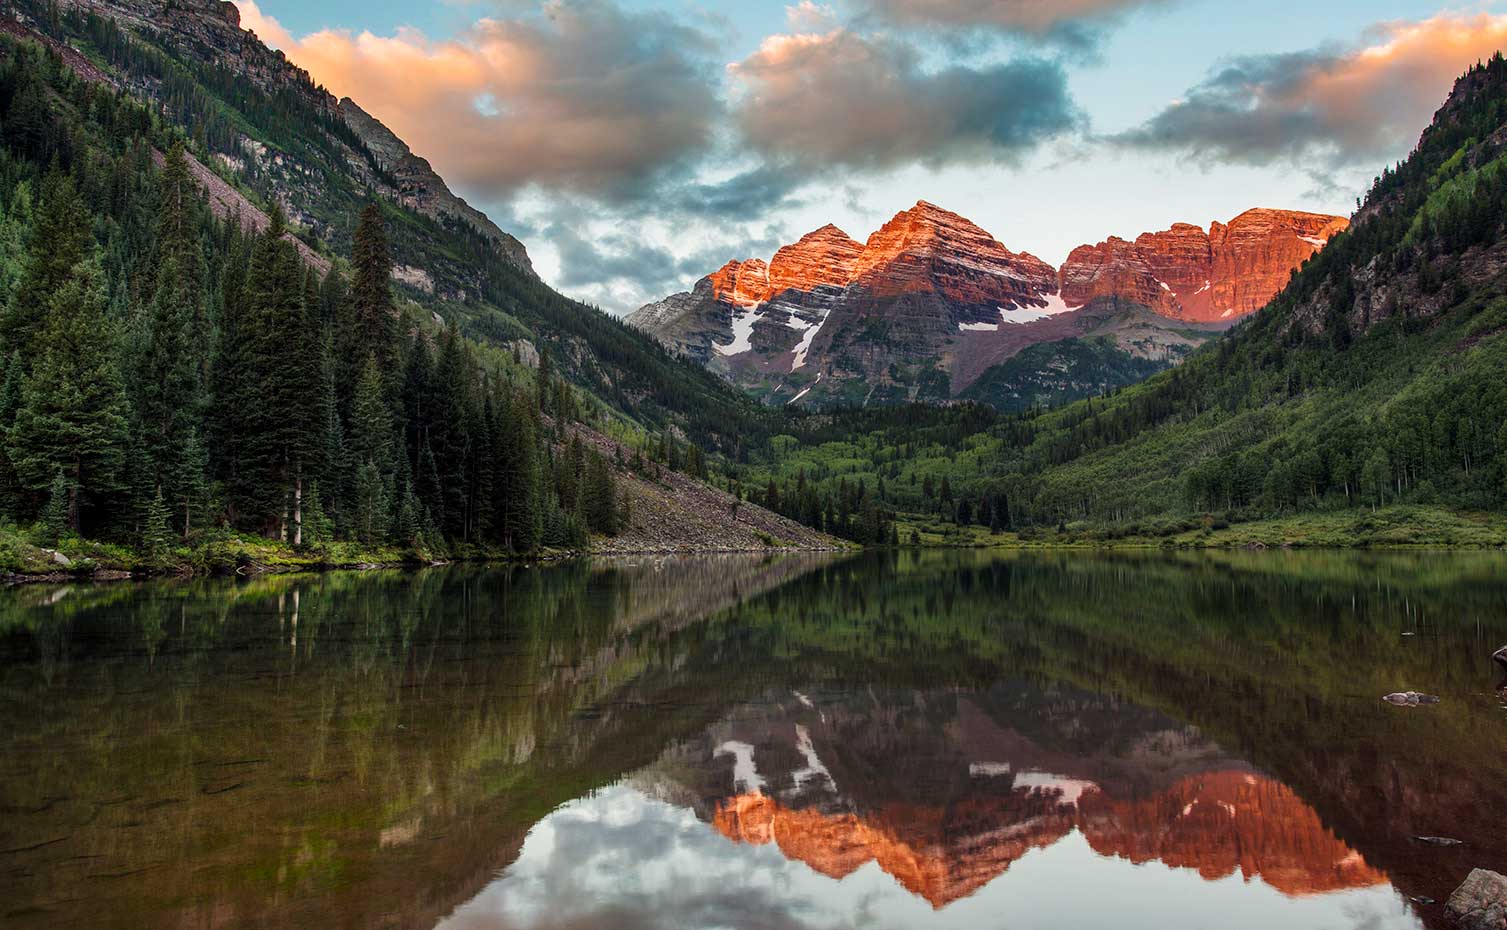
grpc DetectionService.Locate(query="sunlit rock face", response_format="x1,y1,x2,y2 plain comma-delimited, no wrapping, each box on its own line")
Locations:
628,203,1345,408
848,201,1058,306
653,685,1388,910
1060,210,1350,323
1078,772,1388,896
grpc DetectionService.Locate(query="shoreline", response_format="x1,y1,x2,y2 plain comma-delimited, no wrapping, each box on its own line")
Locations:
6,505,1505,586
0,540,851,587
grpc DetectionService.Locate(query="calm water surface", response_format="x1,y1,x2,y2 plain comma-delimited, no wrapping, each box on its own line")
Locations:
2,551,1505,930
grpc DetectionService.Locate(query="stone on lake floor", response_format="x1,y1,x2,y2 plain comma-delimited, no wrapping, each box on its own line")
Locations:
1383,692,1441,706
1446,869,1507,930
1493,646,1507,670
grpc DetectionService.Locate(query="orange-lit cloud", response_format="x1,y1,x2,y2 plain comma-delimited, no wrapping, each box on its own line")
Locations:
1116,12,1507,167
729,28,1078,169
234,0,720,200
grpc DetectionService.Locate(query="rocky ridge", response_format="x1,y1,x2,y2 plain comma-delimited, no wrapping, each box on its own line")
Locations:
654,686,1386,910
1061,210,1349,322
27,0,532,275
630,202,1346,408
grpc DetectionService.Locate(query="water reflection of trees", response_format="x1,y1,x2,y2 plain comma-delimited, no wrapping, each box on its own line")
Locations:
0,550,1502,929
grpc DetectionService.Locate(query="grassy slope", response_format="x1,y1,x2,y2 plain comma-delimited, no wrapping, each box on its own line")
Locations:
896,505,1507,550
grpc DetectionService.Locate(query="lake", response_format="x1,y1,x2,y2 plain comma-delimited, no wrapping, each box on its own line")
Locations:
2,551,1505,930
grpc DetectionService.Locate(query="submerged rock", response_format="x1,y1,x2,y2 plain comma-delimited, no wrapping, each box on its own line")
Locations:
1445,869,1507,929
1415,836,1466,847
1383,692,1441,706
1493,646,1507,670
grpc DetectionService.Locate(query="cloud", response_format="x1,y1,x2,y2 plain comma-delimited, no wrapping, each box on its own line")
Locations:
539,208,783,310
851,0,1164,44
785,1,838,32
234,0,722,202
1113,13,1507,169
728,29,1079,170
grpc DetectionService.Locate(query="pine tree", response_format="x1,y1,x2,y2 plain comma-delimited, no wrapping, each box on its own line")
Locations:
347,203,397,372
38,471,71,545
431,324,474,539
351,461,387,545
302,482,334,546
496,393,541,553
3,170,91,362
349,355,394,472
141,487,173,559
8,263,130,531
209,223,254,521
0,352,23,514
171,428,211,540
237,212,320,539
580,449,617,535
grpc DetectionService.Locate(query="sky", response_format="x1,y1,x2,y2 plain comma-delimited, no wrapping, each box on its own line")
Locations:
233,0,1507,314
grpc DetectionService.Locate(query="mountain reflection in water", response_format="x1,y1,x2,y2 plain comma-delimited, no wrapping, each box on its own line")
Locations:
438,684,1409,930
2,550,1505,930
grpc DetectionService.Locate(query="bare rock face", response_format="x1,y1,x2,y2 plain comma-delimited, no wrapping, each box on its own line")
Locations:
339,98,533,274
42,0,533,276
630,201,1344,408
708,258,772,306
768,225,864,295
850,201,1057,306
1061,209,1349,323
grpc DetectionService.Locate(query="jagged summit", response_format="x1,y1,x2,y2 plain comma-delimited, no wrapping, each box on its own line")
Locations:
30,0,533,274
1062,209,1349,322
629,201,1346,408
338,97,532,272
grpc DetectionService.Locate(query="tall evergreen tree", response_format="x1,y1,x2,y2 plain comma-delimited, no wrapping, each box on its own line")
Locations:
8,263,130,530
128,150,207,519
495,393,541,553
2,170,91,362
346,203,397,373
579,449,617,535
0,352,22,514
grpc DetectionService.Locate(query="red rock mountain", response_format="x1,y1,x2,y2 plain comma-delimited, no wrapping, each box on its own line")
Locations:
848,201,1058,305
668,686,1389,911
628,202,1348,409
711,771,1386,908
1060,209,1350,322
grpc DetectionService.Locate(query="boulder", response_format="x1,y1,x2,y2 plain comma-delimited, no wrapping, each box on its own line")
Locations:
1446,869,1507,930
49,550,72,568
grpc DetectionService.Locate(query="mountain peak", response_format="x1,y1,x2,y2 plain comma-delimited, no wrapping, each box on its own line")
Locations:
1062,208,1349,322
852,201,1056,303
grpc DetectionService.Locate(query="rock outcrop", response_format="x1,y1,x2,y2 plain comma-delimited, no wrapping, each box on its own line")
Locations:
339,98,532,273
1446,869,1507,930
1062,210,1349,323
630,202,1345,408
30,0,533,276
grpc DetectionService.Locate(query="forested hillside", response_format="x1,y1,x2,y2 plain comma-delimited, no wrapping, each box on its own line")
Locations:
3,0,770,455
0,26,745,562
732,56,1507,543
